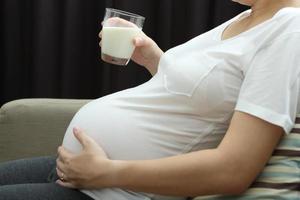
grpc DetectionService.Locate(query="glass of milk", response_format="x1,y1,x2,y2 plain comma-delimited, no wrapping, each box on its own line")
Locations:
101,8,145,66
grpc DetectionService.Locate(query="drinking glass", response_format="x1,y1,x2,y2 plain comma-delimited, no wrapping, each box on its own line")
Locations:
101,8,145,66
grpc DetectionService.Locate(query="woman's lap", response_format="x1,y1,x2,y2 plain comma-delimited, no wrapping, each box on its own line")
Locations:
0,183,93,200
0,156,56,185
0,156,93,200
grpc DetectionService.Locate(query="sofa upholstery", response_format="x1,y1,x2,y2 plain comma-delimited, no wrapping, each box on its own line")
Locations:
0,99,90,162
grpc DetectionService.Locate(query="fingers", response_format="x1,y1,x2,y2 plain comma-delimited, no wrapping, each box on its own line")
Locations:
73,127,86,147
56,179,77,189
133,31,149,47
98,30,102,48
56,156,65,171
55,166,77,188
57,146,73,164
56,158,67,179
133,37,144,46
56,146,73,181
73,127,94,148
133,35,150,48
56,167,68,182
103,17,137,28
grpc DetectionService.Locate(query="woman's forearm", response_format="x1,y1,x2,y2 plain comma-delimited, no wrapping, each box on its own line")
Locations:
109,149,245,197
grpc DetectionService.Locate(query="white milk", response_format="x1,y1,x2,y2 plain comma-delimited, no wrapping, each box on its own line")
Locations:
102,27,141,59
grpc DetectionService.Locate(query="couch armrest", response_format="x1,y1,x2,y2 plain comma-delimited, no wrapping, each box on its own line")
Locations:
0,98,91,162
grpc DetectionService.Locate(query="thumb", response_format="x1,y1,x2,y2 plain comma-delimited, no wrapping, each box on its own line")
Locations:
73,127,92,148
133,37,146,47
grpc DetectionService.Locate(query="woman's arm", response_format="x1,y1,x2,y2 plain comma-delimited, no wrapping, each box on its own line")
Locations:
111,111,283,196
56,111,283,196
131,34,164,76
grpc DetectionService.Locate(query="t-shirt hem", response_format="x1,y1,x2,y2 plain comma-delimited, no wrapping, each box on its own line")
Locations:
235,99,293,134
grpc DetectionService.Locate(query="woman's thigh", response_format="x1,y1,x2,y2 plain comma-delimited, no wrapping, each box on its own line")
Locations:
0,183,93,200
0,156,56,185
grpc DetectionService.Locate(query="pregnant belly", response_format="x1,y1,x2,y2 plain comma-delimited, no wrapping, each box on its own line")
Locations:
62,97,171,160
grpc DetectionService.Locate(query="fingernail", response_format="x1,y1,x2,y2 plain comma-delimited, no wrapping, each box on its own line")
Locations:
73,127,79,133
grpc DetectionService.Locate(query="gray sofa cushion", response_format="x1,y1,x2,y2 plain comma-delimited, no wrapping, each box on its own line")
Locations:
0,99,90,162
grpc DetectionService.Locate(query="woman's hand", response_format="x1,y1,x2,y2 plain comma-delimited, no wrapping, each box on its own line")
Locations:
131,33,164,75
56,127,114,189
99,20,163,76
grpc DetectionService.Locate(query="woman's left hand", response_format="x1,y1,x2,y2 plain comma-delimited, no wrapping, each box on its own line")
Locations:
56,127,113,189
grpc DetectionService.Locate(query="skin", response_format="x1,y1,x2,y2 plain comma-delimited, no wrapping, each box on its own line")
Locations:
56,0,300,197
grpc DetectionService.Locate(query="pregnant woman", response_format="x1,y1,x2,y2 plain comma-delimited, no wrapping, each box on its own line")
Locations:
1,0,300,199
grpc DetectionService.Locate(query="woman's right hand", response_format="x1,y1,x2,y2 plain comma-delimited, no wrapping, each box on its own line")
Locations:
99,28,163,76
131,33,164,75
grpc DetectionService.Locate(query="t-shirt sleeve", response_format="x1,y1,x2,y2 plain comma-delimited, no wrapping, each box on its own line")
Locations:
235,33,300,134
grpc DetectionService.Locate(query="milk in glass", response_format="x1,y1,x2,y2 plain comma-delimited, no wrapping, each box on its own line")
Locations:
101,27,141,65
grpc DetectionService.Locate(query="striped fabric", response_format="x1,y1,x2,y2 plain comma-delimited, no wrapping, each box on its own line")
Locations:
193,115,300,200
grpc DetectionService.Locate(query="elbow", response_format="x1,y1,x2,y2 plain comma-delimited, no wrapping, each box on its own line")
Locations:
216,155,256,195
217,162,253,195
225,179,249,195
222,170,254,195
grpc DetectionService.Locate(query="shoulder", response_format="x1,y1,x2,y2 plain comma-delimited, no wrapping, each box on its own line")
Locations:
273,7,300,33
276,7,300,18
255,8,300,49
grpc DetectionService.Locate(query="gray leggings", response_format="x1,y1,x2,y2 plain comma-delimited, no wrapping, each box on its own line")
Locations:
0,156,94,200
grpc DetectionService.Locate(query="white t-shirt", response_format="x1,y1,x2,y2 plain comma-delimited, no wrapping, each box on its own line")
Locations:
62,7,300,200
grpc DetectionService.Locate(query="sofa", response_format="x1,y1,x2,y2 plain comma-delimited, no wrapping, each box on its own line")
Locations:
0,99,299,199
0,99,91,162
